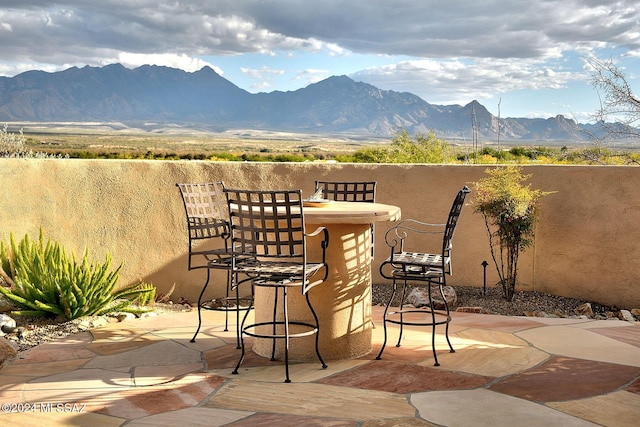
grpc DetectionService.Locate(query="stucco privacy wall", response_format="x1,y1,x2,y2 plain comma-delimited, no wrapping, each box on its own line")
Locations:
0,159,638,308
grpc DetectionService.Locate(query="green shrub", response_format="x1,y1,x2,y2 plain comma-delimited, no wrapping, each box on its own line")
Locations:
0,124,68,158
0,229,155,319
471,166,554,301
128,281,157,306
0,124,32,157
345,130,454,163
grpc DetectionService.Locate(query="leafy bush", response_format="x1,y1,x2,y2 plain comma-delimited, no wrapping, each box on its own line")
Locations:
0,124,32,158
129,281,156,306
0,229,155,319
344,130,454,163
471,166,554,301
0,124,67,159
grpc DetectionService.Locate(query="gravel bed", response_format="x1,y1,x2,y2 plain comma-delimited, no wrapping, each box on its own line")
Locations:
1,303,191,353
1,285,633,354
372,283,623,318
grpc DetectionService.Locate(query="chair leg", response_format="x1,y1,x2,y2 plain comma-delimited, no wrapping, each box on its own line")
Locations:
232,279,254,376
190,269,211,343
271,287,279,362
231,330,247,376
305,291,327,369
233,280,325,383
282,286,291,383
395,280,408,347
428,281,440,366
370,224,377,329
438,280,455,354
233,275,242,349
223,271,231,333
376,281,398,360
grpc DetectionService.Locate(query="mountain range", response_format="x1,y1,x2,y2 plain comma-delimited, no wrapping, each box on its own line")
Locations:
0,63,615,141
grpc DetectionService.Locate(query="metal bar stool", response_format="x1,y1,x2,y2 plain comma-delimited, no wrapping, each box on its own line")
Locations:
225,188,329,383
376,186,470,366
176,182,252,347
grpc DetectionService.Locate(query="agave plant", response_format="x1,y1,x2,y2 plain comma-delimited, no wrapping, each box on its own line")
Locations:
0,228,155,319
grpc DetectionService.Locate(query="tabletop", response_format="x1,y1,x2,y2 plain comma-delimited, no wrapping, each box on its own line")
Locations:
303,201,401,224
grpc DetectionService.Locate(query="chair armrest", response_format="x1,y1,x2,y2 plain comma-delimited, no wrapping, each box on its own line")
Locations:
306,226,330,250
306,226,328,239
306,226,330,279
379,258,395,280
395,218,446,231
383,219,445,249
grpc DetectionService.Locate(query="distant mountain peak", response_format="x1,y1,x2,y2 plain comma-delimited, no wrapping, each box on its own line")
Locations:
0,63,615,141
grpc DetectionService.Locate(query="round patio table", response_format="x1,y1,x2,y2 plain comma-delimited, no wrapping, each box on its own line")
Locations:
251,201,401,361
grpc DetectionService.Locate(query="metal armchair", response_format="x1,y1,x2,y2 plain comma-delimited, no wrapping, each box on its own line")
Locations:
376,186,470,366
225,188,329,383
315,180,377,256
176,182,252,346
314,180,377,203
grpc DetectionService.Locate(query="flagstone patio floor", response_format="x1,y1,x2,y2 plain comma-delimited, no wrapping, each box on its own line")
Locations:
1,306,639,426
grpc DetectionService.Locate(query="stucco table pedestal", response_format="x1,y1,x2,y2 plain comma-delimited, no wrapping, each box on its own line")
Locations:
251,201,401,361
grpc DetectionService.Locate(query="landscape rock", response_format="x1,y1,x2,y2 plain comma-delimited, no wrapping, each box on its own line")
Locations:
139,311,159,319
523,310,554,318
574,302,594,317
618,309,636,322
456,307,483,313
114,312,136,322
0,338,17,369
0,313,16,334
407,286,457,310
0,296,13,313
77,316,110,330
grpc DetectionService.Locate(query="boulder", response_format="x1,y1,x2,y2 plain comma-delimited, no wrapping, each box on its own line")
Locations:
574,302,593,317
0,338,17,369
456,306,483,313
0,313,16,334
407,286,457,310
618,309,636,322
0,296,13,313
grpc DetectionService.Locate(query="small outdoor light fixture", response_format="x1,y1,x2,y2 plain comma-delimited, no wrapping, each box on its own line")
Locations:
481,260,489,296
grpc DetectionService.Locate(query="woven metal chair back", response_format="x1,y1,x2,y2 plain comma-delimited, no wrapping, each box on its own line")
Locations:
176,182,229,240
315,181,377,203
442,186,471,254
225,188,306,260
176,182,230,270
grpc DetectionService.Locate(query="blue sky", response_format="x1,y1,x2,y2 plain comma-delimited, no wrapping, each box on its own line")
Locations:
0,1,638,123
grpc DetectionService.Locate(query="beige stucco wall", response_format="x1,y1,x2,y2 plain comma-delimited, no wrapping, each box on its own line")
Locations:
1,159,638,308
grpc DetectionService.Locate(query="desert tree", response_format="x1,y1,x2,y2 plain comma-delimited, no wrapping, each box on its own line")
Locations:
588,57,640,140
471,166,554,301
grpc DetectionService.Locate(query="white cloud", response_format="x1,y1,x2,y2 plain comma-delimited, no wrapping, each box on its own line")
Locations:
295,69,331,85
118,53,222,74
241,66,285,79
351,58,581,105
1,1,637,71
0,1,638,118
241,66,286,91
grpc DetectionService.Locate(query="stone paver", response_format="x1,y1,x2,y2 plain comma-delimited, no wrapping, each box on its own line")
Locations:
548,390,640,427
488,355,640,402
126,407,253,426
411,389,600,426
0,306,638,426
516,323,640,367
205,380,417,420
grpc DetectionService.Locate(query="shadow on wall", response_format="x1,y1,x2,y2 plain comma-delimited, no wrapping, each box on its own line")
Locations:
0,159,638,308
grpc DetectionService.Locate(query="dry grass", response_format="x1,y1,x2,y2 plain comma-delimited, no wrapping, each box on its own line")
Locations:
10,122,388,158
